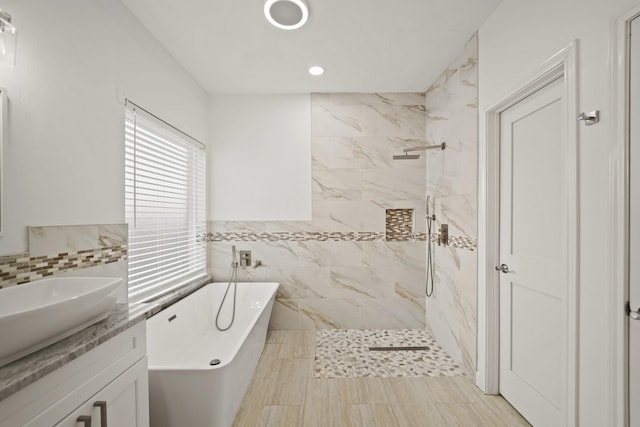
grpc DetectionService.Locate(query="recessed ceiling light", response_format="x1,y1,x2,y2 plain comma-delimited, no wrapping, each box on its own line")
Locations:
264,0,309,30
309,66,324,76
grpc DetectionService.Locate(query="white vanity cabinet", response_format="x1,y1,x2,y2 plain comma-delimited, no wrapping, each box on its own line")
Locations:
52,358,147,427
0,321,148,427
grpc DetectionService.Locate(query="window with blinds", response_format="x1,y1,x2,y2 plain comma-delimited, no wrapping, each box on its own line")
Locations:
124,104,207,303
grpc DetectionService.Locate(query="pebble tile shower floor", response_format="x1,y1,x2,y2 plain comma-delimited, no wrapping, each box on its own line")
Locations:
314,329,464,378
234,330,531,426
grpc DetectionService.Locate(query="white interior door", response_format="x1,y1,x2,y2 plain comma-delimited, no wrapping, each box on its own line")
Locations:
498,77,566,426
629,15,640,427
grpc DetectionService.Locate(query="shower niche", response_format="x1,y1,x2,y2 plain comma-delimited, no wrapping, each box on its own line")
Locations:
385,208,414,242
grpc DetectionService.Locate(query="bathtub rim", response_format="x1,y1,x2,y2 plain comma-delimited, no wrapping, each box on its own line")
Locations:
146,281,278,372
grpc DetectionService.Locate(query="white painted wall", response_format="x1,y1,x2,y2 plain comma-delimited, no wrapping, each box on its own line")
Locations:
0,0,209,255
208,94,311,221
478,0,637,425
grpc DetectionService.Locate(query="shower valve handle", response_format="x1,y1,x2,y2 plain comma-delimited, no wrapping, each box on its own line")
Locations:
495,264,510,273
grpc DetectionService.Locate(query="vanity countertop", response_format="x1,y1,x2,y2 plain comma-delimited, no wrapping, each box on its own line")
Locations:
0,277,209,402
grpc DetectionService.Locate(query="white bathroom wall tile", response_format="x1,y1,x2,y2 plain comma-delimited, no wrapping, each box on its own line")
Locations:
269,299,315,330
425,266,463,365
310,137,334,170
311,104,363,137
298,298,364,329
358,201,387,232
209,221,267,233
312,168,362,200
312,201,364,232
329,267,395,299
261,266,331,299
424,33,478,374
250,241,299,267
360,297,426,329
361,104,426,137
313,135,428,171
433,194,477,239
362,168,426,201
98,224,128,247
28,225,99,257
369,93,426,106
263,221,318,233
362,241,426,301
362,241,426,273
297,241,363,267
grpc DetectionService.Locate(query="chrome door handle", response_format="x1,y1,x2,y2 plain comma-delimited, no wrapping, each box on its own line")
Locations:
77,415,92,427
93,401,107,427
627,302,640,320
495,264,509,273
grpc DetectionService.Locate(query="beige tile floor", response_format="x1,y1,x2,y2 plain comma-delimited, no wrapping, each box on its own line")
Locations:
233,330,532,427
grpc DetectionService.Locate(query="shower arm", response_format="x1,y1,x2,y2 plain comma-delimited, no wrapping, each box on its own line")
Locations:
403,142,446,153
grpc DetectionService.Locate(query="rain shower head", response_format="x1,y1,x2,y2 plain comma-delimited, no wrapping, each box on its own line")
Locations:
392,153,421,160
392,142,446,160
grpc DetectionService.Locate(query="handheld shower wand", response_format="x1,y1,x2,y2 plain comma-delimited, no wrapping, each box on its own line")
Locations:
218,245,239,331
425,196,435,297
231,245,238,267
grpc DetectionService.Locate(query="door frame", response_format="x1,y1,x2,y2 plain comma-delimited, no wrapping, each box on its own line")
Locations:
477,41,579,426
610,4,640,426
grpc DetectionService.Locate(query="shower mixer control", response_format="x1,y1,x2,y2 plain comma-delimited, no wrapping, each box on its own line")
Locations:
239,250,252,267
438,224,449,246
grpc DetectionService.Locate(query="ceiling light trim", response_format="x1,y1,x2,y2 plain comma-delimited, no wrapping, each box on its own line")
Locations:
264,0,309,30
309,65,324,76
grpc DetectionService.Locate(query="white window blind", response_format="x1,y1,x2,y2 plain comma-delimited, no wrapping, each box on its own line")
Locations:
125,104,207,303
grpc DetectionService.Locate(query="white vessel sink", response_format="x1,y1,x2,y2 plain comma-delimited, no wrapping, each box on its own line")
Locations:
0,277,122,367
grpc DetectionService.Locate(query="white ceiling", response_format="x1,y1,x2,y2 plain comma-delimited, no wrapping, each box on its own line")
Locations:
120,0,501,94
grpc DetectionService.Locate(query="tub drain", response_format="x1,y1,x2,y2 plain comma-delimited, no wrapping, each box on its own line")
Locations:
209,358,221,366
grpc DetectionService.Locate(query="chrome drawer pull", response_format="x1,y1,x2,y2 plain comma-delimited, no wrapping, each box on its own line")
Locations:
93,401,108,427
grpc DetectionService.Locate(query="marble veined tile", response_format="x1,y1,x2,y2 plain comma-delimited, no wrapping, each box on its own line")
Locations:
298,298,364,329
98,224,127,247
297,241,363,268
29,225,99,257
330,267,396,299
362,241,426,273
208,221,267,233
431,194,477,239
312,168,362,201
312,201,376,232
312,93,425,107
263,266,331,299
313,136,427,170
269,299,315,330
311,104,363,137
362,168,426,202
360,298,426,329
361,104,426,137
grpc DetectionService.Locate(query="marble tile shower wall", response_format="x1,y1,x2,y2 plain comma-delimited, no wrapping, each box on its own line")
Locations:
0,224,128,289
424,34,478,376
209,93,429,330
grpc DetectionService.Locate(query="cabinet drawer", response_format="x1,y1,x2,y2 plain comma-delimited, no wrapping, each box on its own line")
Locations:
31,357,149,427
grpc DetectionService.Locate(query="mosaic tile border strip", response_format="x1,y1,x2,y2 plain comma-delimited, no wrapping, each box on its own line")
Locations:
207,231,477,250
314,329,465,378
0,245,127,288
207,231,386,242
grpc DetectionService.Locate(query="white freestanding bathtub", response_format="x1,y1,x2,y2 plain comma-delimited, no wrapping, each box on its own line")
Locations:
146,282,279,427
